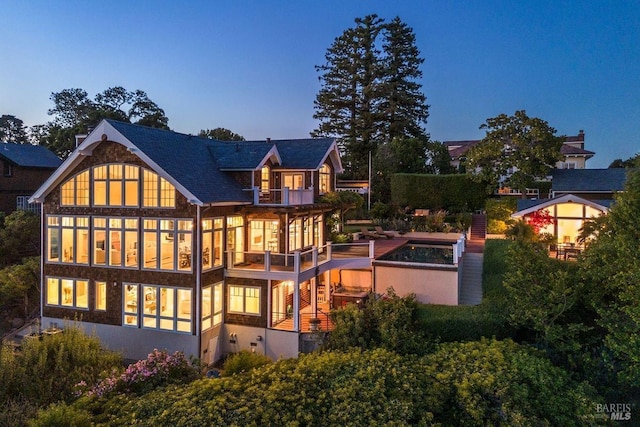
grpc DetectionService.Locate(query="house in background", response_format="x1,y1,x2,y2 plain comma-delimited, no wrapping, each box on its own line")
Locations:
444,131,595,198
0,142,62,215
30,119,391,364
511,168,628,247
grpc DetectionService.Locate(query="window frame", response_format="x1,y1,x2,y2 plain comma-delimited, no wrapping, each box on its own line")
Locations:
227,284,261,316
202,282,223,331
123,284,192,333
45,277,89,310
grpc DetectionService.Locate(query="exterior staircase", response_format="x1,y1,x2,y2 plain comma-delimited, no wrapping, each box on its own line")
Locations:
459,213,486,305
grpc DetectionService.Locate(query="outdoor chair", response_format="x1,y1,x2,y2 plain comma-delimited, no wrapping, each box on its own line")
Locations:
374,226,394,239
361,228,384,240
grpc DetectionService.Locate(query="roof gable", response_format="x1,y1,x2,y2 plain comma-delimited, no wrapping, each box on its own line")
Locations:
512,194,610,217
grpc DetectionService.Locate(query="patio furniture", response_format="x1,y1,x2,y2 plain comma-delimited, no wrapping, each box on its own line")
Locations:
374,226,394,239
360,228,384,240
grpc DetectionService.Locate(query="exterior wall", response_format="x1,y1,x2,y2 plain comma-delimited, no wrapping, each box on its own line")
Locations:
0,164,55,214
224,277,268,328
218,324,299,360
42,316,200,361
373,263,460,305
556,156,588,169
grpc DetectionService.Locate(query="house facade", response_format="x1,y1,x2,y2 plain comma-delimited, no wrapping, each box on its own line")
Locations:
30,119,378,364
0,142,62,215
512,168,627,245
444,131,595,197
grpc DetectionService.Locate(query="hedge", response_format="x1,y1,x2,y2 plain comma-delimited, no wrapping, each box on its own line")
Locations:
391,173,489,212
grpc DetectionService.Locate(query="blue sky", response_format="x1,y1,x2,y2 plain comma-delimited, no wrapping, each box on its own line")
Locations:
1,0,638,168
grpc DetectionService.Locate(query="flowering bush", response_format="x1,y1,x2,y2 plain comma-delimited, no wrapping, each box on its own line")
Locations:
78,349,201,398
526,209,555,233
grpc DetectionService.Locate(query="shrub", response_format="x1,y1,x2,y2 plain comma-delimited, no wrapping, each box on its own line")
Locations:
222,350,272,376
28,403,92,427
80,348,201,398
485,197,516,234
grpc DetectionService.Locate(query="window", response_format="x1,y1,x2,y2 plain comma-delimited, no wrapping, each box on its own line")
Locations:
123,284,138,326
95,281,107,311
202,282,223,330
45,277,88,309
560,162,577,169
249,220,279,252
313,215,323,248
46,216,89,264
127,285,192,333
289,217,303,251
3,162,12,177
283,173,303,190
93,217,138,268
92,164,140,207
202,218,223,270
319,164,331,194
16,196,40,214
226,216,244,265
61,170,89,206
261,166,270,194
142,219,192,271
228,285,260,315
143,170,175,208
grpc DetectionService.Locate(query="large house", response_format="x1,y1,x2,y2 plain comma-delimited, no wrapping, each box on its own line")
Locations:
512,168,627,246
0,142,62,215
444,130,595,176
30,119,394,363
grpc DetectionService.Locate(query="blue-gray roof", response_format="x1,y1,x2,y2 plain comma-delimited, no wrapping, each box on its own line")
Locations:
106,120,251,204
552,168,628,193
211,142,274,170
275,138,334,169
0,142,62,168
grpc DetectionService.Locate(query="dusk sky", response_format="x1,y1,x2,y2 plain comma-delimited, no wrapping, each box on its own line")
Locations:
1,0,639,168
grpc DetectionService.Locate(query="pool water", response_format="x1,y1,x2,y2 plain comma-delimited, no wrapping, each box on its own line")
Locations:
378,242,454,265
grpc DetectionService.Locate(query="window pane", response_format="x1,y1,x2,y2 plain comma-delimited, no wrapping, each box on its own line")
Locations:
176,320,191,332
213,283,223,325
76,280,88,308
109,180,122,206
94,181,106,206
47,278,59,305
160,288,174,317
177,289,191,319
61,279,74,306
94,230,106,265
96,281,106,310
62,227,74,263
109,230,122,266
76,171,89,206
48,227,60,262
202,231,212,270
124,284,138,313
143,286,156,315
61,179,74,205
159,318,174,330
125,231,138,267
229,286,244,312
144,231,158,268
125,180,138,206
160,232,174,270
143,170,158,207
245,287,260,314
202,287,212,318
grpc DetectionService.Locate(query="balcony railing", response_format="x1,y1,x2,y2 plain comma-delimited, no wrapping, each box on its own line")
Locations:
226,241,375,275
248,187,315,206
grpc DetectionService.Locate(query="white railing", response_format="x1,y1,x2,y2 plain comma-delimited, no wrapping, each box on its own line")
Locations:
226,241,375,274
248,187,314,206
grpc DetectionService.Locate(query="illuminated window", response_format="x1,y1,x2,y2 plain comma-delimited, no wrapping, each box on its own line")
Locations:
143,169,175,208
123,284,138,326
319,164,331,194
249,220,279,252
93,217,138,268
261,166,270,194
95,281,107,311
226,216,244,265
45,277,88,309
289,218,303,251
228,285,260,315
46,215,89,265
202,282,223,331
202,218,223,270
313,215,323,248
142,219,192,272
92,164,140,207
128,284,192,333
61,170,89,206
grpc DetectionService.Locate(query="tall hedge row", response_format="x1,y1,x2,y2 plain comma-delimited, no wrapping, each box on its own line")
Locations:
391,173,489,212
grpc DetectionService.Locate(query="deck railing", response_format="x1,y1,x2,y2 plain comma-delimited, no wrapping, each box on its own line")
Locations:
248,187,315,206
226,241,374,274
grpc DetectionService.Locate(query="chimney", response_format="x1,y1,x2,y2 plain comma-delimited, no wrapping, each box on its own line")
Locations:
75,134,88,147
266,138,271,143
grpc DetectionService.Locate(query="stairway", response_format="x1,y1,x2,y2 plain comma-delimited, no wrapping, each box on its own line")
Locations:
467,213,486,254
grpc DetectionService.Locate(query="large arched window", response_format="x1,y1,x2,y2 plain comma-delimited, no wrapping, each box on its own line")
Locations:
61,170,89,206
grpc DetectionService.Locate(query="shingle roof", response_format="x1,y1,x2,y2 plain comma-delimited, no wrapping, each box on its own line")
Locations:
561,144,594,156
211,142,275,170
0,142,62,168
551,168,628,193
274,138,335,169
106,120,251,204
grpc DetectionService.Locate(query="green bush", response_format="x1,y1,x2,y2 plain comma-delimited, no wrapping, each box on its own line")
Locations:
222,350,272,376
417,304,512,342
28,403,92,427
485,197,517,234
42,341,602,426
391,173,489,213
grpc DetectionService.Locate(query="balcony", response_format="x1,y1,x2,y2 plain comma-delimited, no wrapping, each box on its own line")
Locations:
248,187,315,206
225,241,375,280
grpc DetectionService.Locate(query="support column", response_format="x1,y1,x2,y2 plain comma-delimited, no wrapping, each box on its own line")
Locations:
293,279,300,332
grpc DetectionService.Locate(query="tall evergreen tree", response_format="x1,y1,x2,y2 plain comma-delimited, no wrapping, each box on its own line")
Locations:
313,15,430,184
0,115,28,144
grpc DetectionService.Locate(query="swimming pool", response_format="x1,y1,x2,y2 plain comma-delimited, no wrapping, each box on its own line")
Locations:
377,240,454,265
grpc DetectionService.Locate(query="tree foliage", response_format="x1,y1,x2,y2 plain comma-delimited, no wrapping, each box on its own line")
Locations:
198,127,245,141
579,168,640,387
0,114,28,143
0,210,40,267
36,87,169,158
313,15,429,180
466,110,564,194
608,152,640,168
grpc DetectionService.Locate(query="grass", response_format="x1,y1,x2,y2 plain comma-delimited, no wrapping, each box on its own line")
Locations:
416,239,514,342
